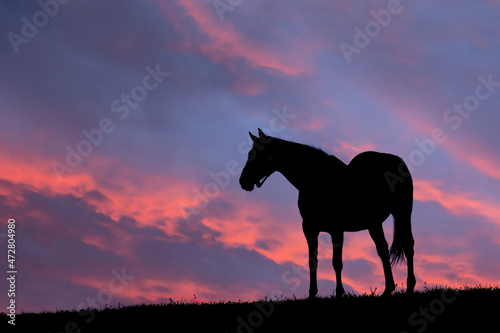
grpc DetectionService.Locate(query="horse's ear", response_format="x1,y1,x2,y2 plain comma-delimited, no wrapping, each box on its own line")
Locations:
258,128,268,140
249,131,258,143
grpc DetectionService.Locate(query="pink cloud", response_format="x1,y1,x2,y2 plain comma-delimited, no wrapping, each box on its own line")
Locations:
441,139,500,182
414,179,500,225
232,77,267,96
154,0,312,77
332,141,378,160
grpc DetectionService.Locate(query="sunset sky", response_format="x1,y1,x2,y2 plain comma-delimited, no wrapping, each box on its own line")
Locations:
1,0,500,313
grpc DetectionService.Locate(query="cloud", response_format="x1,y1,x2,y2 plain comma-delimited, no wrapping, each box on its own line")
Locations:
154,0,312,77
0,177,300,311
1,0,500,312
414,179,500,226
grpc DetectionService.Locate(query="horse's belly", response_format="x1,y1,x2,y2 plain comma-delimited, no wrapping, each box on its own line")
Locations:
298,191,390,232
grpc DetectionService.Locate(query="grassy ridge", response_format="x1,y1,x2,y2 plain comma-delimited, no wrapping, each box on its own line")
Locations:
12,286,500,332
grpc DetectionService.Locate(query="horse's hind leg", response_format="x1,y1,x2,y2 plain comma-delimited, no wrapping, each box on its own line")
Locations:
369,224,395,296
393,209,416,293
405,233,416,293
401,216,416,293
304,228,319,299
331,231,345,297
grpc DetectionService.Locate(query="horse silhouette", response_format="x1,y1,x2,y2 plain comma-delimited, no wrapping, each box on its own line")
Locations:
239,129,416,298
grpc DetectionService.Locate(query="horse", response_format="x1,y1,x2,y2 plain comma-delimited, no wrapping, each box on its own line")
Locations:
239,129,416,298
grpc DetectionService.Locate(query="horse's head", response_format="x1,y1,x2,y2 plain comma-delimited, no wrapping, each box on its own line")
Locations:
239,128,276,191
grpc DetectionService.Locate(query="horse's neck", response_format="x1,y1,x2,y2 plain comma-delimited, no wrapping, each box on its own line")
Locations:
274,141,346,191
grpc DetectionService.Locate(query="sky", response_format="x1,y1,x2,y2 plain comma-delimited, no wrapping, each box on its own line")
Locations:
1,0,500,313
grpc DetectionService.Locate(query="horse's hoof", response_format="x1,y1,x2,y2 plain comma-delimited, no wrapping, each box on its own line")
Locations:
308,289,318,300
381,289,394,297
335,290,345,298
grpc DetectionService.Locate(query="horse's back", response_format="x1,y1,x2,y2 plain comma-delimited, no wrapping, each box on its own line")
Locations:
349,151,403,172
348,151,411,183
346,150,412,203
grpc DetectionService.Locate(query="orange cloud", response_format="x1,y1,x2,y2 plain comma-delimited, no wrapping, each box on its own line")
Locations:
0,147,201,240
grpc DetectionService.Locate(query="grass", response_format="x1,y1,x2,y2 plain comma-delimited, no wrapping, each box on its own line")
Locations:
11,285,500,332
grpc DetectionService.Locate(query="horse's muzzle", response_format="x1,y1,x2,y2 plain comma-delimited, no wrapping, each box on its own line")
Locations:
239,174,255,191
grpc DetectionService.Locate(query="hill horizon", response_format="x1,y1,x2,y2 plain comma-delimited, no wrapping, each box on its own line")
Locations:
10,285,500,332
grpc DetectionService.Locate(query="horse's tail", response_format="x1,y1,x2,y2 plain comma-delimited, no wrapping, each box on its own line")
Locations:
389,159,414,266
390,214,413,266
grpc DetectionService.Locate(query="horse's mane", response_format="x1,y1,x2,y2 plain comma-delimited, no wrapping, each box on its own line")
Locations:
271,137,346,168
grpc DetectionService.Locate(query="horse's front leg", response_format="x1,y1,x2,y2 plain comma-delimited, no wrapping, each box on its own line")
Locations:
331,231,345,297
304,228,319,299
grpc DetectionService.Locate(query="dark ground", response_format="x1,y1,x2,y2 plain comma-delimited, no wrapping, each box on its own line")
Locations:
9,286,500,332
